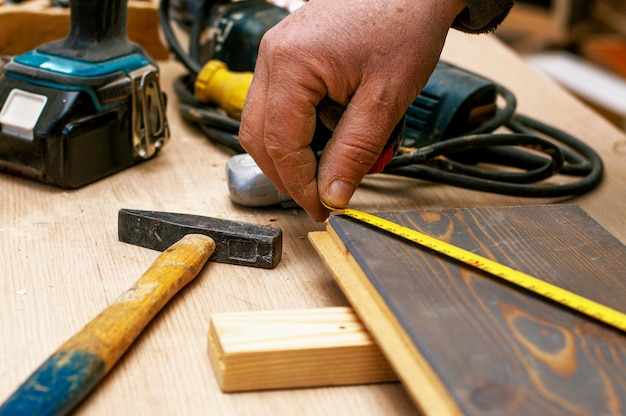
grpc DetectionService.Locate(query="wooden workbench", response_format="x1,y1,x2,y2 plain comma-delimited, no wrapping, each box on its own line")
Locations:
1,31,625,415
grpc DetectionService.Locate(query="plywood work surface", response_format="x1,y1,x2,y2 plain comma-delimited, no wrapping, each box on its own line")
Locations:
310,204,626,415
2,29,626,415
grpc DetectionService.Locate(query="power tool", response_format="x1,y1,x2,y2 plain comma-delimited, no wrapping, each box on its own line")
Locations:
161,0,604,207
0,0,169,188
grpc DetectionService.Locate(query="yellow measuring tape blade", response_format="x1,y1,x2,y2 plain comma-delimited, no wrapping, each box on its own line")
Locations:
331,207,626,333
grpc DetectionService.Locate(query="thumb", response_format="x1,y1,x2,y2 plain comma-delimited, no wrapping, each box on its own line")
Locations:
317,90,406,208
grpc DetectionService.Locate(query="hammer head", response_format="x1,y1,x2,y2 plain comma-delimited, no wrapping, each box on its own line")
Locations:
118,209,282,269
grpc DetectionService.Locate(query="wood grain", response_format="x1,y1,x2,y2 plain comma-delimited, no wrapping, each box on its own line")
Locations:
2,29,626,415
310,204,626,416
208,307,397,392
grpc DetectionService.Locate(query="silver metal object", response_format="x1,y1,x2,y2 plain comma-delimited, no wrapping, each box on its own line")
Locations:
227,153,294,207
129,65,170,159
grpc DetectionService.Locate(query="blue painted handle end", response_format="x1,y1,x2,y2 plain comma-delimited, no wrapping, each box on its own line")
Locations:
0,350,105,416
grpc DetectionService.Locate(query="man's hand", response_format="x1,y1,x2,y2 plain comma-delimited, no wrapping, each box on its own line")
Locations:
239,0,466,221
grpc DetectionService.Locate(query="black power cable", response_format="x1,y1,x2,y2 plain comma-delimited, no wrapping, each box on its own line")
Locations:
160,0,604,200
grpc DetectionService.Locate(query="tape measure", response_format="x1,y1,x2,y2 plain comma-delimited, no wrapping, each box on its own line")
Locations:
329,206,626,333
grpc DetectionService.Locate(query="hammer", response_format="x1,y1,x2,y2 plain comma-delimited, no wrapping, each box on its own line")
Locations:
0,209,282,416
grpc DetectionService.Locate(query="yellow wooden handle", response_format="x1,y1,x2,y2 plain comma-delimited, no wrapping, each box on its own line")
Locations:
0,234,216,416
61,233,216,371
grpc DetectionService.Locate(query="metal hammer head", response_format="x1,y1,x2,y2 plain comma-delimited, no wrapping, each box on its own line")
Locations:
118,209,282,269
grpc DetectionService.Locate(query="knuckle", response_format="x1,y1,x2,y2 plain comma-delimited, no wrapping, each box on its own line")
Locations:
339,139,383,168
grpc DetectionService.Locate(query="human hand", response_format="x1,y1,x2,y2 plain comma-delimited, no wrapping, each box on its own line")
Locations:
238,0,467,221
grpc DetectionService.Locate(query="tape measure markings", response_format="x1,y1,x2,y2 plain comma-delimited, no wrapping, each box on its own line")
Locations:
331,207,626,333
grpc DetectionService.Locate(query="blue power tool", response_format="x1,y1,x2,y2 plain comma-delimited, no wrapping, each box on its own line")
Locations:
0,0,169,188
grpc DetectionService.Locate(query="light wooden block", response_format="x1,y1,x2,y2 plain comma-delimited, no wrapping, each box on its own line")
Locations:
207,307,398,392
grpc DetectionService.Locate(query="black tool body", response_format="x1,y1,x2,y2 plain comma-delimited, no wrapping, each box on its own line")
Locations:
118,209,283,269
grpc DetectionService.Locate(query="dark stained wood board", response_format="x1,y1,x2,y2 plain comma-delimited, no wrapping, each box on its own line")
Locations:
309,204,626,416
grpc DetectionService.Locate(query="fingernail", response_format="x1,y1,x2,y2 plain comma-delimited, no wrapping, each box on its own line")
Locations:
325,180,355,208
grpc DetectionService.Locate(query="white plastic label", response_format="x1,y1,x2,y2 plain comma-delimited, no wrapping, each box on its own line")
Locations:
0,89,48,141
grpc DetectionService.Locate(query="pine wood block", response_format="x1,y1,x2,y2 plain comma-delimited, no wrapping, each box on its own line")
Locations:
0,0,169,59
207,307,398,392
308,204,626,416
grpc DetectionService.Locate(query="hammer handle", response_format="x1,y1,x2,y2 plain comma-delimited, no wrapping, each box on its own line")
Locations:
0,234,216,416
